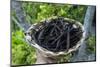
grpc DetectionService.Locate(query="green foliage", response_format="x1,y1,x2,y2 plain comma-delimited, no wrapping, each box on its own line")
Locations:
12,30,36,65
57,53,72,63
86,35,96,53
21,2,87,24
11,10,20,31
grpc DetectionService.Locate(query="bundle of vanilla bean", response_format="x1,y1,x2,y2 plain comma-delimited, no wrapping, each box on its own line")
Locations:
31,17,83,52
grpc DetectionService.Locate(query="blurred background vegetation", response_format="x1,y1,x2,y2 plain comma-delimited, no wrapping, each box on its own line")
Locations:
11,2,95,65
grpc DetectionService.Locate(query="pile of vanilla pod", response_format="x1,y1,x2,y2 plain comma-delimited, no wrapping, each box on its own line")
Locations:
31,17,83,52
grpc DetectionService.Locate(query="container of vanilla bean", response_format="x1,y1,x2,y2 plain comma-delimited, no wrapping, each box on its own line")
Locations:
25,16,84,57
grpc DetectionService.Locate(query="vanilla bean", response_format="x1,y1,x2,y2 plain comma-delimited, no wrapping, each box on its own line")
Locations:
54,39,61,51
66,27,70,51
51,32,64,45
70,31,83,39
54,24,62,32
38,29,45,45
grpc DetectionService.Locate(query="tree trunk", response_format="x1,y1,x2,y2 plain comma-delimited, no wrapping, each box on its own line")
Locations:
71,6,96,62
11,0,30,31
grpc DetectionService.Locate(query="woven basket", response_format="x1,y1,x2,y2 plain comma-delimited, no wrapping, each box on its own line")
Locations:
25,17,84,57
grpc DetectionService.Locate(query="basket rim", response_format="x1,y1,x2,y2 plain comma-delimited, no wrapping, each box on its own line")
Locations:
25,17,85,57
